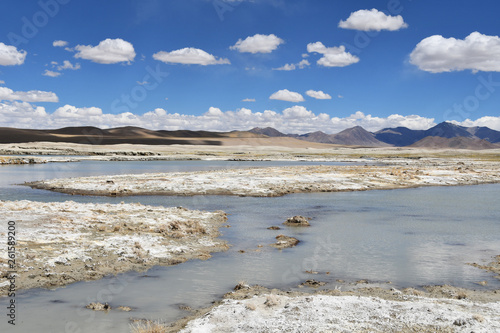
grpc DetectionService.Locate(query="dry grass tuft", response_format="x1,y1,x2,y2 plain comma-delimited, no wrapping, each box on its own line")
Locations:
130,320,167,333
234,280,250,291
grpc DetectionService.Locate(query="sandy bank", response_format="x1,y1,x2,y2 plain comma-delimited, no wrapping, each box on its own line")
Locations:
0,200,228,297
26,160,500,197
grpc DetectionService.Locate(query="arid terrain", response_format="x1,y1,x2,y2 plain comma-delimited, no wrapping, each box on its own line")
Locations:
1,141,499,332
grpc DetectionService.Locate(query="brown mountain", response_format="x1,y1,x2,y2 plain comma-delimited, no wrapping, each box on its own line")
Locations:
297,126,389,147
0,126,261,145
330,126,390,146
249,127,287,137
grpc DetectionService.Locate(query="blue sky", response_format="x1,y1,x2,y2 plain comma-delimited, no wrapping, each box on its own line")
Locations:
1,0,500,133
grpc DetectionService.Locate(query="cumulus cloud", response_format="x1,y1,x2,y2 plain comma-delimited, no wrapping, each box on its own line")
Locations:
58,60,81,70
339,9,408,31
74,38,136,64
307,42,359,67
205,107,224,117
0,101,447,133
0,43,27,66
53,40,68,47
410,32,500,73
269,89,305,102
230,34,284,54
0,87,59,103
283,105,314,118
452,116,500,131
43,70,62,77
0,102,48,128
306,90,332,100
274,59,310,71
53,105,103,118
242,98,256,102
0,80,5,84
153,48,230,65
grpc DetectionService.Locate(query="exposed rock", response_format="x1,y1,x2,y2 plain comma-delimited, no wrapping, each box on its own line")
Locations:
468,255,500,279
117,306,132,312
86,302,110,311
301,279,326,288
283,215,310,227
270,235,300,249
267,226,281,230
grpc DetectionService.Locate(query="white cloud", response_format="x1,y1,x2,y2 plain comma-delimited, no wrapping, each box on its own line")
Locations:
53,105,103,118
0,102,48,128
205,107,224,117
0,43,27,66
452,116,500,131
153,48,230,65
306,90,332,100
74,38,136,64
409,32,500,73
230,34,284,54
274,63,296,71
53,40,68,47
339,8,408,31
274,59,310,71
58,60,81,70
307,42,359,67
43,70,62,77
0,102,443,133
242,98,256,102
269,89,305,102
0,80,4,84
283,105,314,118
0,87,59,102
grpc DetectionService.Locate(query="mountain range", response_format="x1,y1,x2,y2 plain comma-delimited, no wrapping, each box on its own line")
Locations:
0,122,499,149
250,122,500,149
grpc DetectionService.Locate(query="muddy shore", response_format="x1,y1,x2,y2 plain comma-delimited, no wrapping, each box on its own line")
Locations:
0,201,228,297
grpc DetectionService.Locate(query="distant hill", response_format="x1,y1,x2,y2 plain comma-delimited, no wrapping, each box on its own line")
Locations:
249,127,287,137
0,126,265,145
376,122,500,146
250,122,500,149
423,122,473,139
468,126,500,143
375,127,425,146
331,126,390,146
296,131,336,144
410,136,499,150
288,126,389,147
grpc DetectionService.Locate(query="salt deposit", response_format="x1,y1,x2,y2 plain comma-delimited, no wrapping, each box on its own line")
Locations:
0,200,228,296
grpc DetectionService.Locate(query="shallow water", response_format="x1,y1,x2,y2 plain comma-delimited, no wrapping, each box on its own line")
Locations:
0,160,499,332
